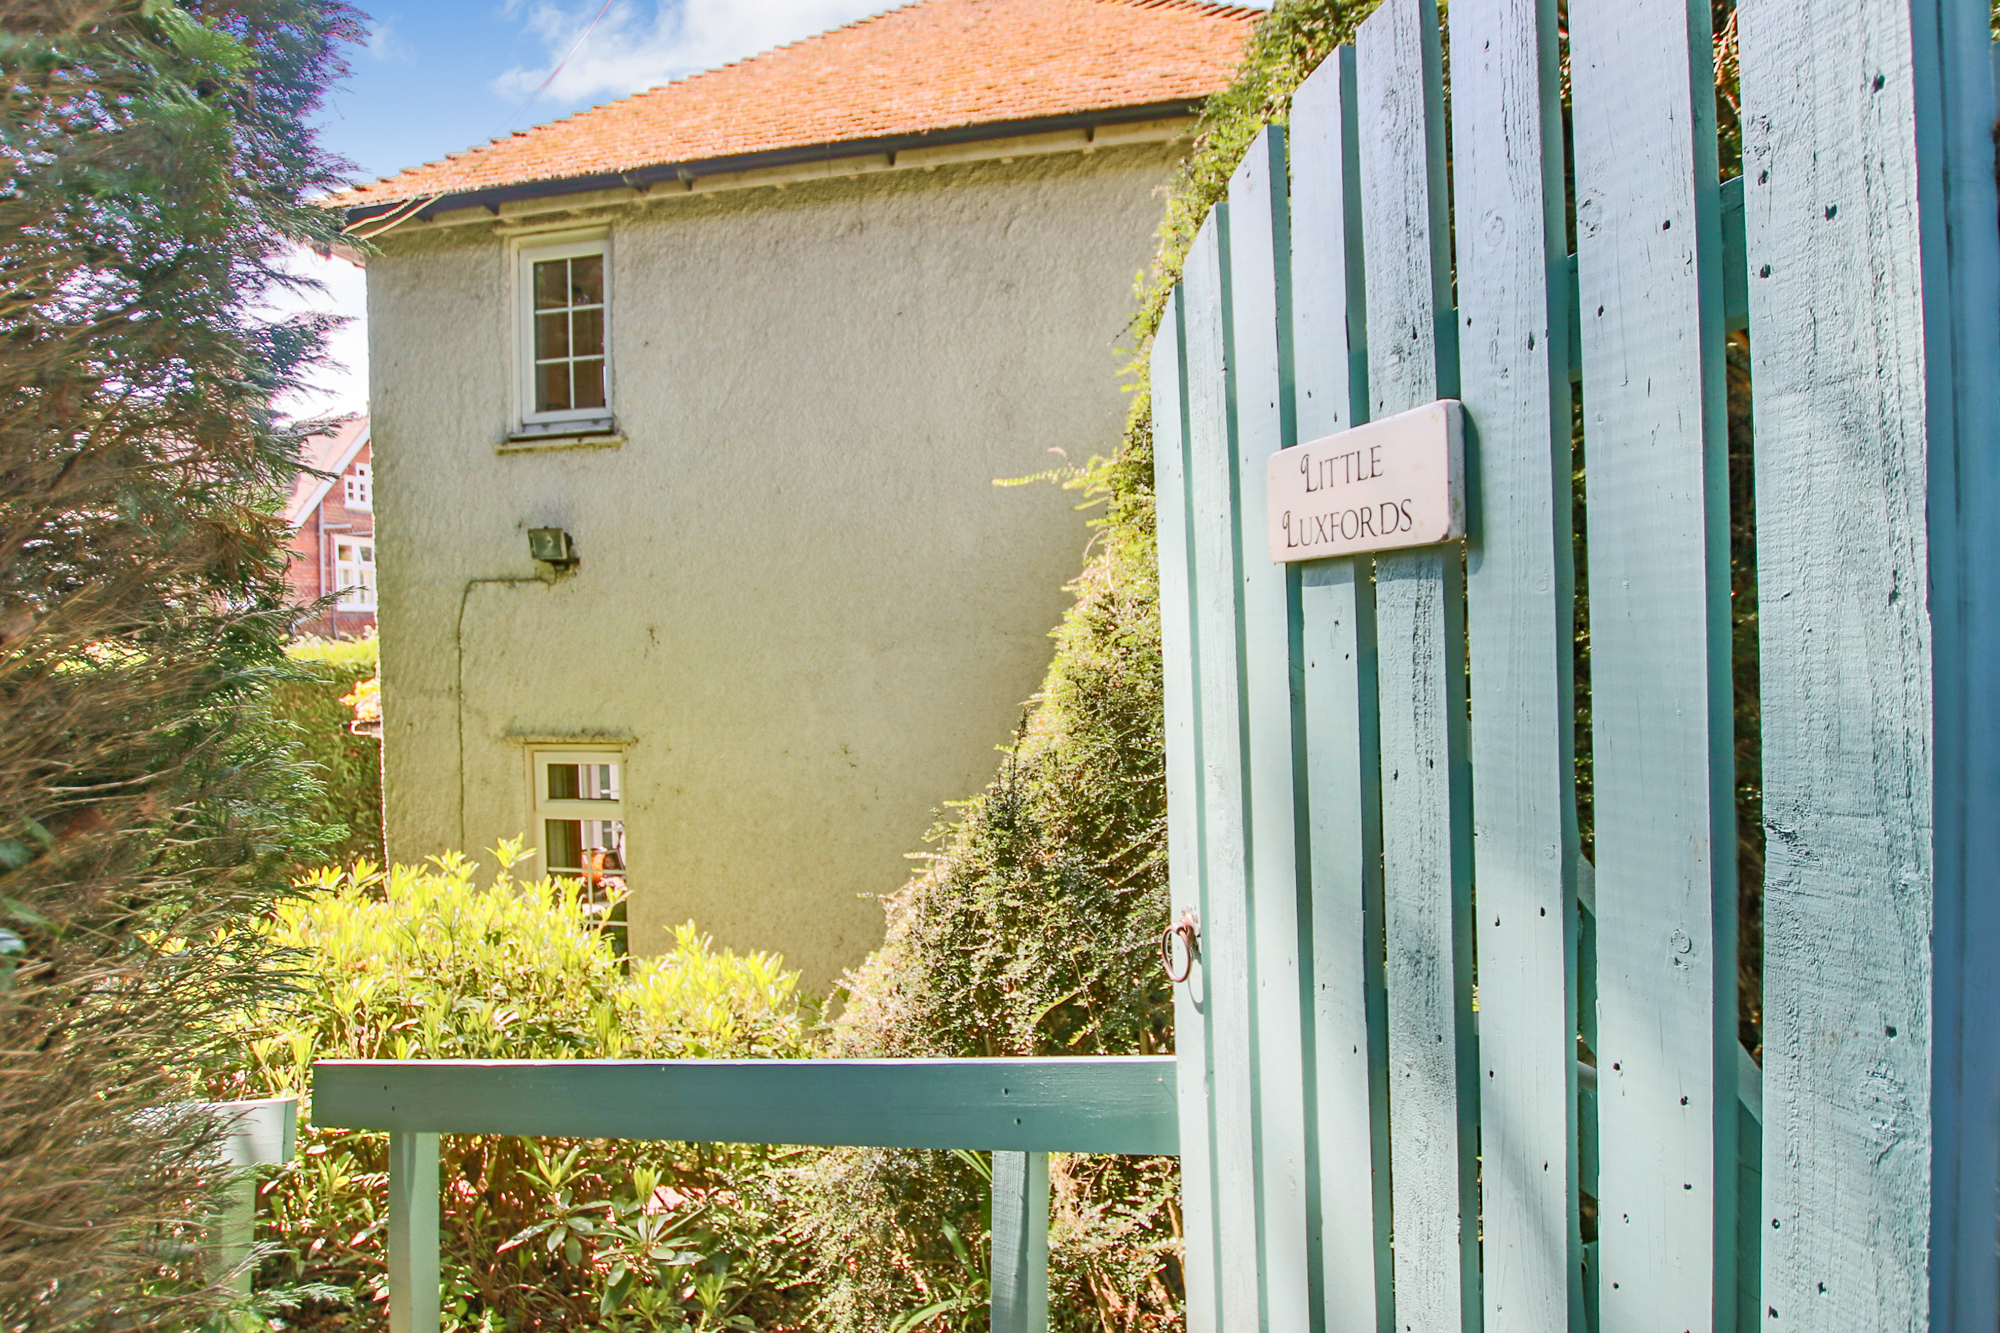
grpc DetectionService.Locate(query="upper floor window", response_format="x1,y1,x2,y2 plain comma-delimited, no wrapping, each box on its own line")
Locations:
344,463,371,509
335,539,375,610
519,235,609,425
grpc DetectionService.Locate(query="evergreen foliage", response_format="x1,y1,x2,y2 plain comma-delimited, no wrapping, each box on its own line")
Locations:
0,1,357,1324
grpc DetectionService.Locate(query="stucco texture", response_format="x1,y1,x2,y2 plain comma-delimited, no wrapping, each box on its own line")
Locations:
368,144,1174,993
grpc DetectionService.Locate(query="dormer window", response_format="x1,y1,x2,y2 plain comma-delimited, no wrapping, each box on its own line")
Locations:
518,234,610,427
343,463,371,509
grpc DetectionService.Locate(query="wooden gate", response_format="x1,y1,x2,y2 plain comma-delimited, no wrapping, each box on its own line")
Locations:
1153,0,2000,1329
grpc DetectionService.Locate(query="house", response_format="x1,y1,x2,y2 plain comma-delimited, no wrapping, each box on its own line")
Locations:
282,416,375,639
332,0,1256,990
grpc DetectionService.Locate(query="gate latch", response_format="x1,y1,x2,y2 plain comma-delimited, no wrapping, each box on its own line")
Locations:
1161,909,1201,983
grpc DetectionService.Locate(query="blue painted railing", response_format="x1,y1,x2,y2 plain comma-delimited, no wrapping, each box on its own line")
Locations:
311,1056,1177,1333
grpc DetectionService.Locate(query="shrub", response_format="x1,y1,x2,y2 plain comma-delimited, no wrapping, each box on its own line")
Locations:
214,845,818,1332
271,636,383,871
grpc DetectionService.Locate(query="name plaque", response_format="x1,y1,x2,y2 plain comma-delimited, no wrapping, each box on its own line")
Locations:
1267,399,1465,563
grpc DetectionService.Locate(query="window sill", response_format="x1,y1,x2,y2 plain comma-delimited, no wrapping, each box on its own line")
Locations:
498,421,623,454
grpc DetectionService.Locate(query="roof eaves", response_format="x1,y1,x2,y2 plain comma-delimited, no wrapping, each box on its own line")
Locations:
335,98,1206,227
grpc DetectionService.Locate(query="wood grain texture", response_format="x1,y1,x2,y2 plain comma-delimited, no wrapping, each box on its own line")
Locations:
990,1151,1050,1333
388,1131,440,1333
1448,0,1581,1330
1225,125,1314,1327
313,1058,1178,1155
1289,48,1394,1333
1153,290,1221,1333
1737,3,2000,1329
1567,0,1738,1327
1908,10,2000,1332
1355,1,1479,1330
1181,212,1266,1326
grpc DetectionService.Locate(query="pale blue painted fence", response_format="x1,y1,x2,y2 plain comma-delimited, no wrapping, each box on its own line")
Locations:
1153,0,2000,1331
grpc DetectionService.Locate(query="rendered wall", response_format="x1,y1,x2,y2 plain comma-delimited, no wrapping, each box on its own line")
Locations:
367,145,1176,992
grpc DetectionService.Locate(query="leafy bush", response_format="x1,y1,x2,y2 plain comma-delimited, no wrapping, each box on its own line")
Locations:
214,845,818,1331
270,637,383,871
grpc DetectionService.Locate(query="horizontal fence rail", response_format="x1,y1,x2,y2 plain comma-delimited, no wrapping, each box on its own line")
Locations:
313,1056,1178,1153
311,1057,1178,1333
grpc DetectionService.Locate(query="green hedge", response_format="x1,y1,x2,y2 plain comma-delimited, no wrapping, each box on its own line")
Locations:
273,637,383,871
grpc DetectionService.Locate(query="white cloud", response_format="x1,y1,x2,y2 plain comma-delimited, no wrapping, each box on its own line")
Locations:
262,245,370,422
364,17,413,63
492,0,895,107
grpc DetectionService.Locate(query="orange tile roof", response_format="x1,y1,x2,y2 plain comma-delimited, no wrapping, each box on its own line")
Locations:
334,0,1257,210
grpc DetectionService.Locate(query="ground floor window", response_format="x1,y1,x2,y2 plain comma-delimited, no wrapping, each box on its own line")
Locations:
530,750,626,903
334,539,375,609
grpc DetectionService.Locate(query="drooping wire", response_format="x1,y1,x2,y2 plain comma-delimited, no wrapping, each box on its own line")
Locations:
344,0,621,242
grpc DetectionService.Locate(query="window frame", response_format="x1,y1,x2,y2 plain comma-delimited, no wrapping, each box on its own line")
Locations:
333,537,375,610
515,232,612,429
343,463,371,510
528,746,626,878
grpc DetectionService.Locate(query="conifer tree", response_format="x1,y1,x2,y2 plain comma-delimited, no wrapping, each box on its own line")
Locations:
0,1,357,1324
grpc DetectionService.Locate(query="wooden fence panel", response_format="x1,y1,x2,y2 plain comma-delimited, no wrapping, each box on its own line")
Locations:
1447,0,1581,1329
1354,1,1479,1330
1224,126,1314,1326
1150,288,1219,1333
1567,0,1737,1328
1180,214,1264,1325
1288,49,1393,1333
1738,2,2000,1329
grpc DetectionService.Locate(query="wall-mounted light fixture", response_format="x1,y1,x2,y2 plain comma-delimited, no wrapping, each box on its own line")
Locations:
527,527,577,569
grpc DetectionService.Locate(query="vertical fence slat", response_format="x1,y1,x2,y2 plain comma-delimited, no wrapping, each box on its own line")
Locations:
1738,1,2000,1328
990,1151,1050,1333
1448,0,1581,1330
1567,0,1737,1327
1914,6,2000,1327
1354,1,1480,1330
1289,48,1393,1333
1182,211,1264,1325
388,1131,440,1333
1225,125,1314,1326
1152,290,1220,1333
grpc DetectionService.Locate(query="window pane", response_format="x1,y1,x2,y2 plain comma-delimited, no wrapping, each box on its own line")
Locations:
571,307,603,358
536,359,571,412
570,254,603,305
535,311,570,360
574,358,606,410
534,259,568,310
546,763,581,801
545,818,583,872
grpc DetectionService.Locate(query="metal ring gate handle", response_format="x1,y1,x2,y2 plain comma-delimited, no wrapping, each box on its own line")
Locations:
1160,909,1200,983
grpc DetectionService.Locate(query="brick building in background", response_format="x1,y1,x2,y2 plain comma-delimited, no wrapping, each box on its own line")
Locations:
283,416,375,638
